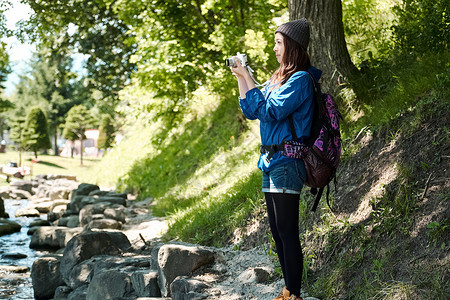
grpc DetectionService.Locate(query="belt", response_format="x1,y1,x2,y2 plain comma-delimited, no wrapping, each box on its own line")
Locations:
260,144,285,162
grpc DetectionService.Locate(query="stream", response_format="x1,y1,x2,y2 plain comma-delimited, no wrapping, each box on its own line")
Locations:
0,199,49,300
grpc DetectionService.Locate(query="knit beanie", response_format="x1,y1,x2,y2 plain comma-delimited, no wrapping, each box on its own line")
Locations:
275,18,310,50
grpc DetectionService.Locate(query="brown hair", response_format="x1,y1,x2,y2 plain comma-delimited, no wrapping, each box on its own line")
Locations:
271,33,311,88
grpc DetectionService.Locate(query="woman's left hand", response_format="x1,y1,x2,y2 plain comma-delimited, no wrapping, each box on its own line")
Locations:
230,57,250,79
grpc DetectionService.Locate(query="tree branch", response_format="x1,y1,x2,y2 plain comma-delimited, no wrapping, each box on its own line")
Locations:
193,0,215,33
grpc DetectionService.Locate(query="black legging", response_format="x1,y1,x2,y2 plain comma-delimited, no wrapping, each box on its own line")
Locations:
265,192,303,296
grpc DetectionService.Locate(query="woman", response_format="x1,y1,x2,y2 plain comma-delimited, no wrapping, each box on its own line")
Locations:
230,18,321,300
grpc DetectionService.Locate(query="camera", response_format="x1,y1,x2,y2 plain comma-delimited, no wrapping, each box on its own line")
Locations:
225,53,247,67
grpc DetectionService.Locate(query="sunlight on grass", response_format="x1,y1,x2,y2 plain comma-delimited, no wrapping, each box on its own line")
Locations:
0,151,100,185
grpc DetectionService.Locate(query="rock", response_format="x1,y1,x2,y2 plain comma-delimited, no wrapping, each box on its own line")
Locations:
52,204,67,213
33,199,70,213
55,216,70,227
29,219,51,227
60,231,131,286
6,189,32,200
86,270,135,300
9,180,34,194
0,219,21,236
89,190,128,198
104,207,126,223
2,253,27,259
0,265,29,273
27,227,39,236
70,195,127,214
15,207,40,217
30,227,83,250
68,196,99,213
74,183,100,197
237,267,271,284
65,254,151,289
53,286,72,300
50,187,72,201
170,276,209,300
67,285,88,300
66,215,80,228
131,271,161,297
0,196,7,218
87,218,122,230
47,211,65,222
79,203,108,226
31,254,65,300
157,243,216,297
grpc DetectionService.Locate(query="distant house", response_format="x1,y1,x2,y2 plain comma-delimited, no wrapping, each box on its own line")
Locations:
60,129,100,157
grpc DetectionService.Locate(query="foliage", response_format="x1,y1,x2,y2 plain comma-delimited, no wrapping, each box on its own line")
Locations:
393,0,450,54
63,105,93,142
8,117,26,149
0,1,10,37
97,114,115,150
342,0,396,65
22,106,51,158
111,0,285,114
19,0,137,113
8,52,89,154
0,41,11,92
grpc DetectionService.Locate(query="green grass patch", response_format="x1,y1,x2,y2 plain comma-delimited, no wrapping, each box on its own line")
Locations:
162,171,263,247
341,51,450,140
0,151,100,185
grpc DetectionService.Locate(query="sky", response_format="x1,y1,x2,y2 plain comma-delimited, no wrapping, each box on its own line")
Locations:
2,0,35,95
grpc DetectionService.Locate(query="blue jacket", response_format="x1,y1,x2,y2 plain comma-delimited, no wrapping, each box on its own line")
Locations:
239,66,322,172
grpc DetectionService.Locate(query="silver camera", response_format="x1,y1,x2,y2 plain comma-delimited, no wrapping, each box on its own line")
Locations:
225,53,247,67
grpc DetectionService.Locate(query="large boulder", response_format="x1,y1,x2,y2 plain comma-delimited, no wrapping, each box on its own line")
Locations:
157,243,216,297
31,254,65,300
73,183,100,198
69,195,126,213
170,276,210,300
29,227,83,249
131,271,161,298
0,219,21,236
60,231,131,286
64,255,151,289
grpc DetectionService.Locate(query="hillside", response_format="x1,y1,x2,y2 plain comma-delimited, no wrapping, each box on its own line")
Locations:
301,95,450,298
86,53,450,298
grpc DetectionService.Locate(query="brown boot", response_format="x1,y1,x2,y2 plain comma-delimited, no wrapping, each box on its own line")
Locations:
272,286,303,300
272,286,290,300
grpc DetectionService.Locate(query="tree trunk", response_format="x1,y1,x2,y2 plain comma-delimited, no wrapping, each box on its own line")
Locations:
80,138,83,166
289,0,358,93
53,127,59,156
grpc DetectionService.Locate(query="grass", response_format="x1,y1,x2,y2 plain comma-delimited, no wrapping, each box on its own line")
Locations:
0,151,100,186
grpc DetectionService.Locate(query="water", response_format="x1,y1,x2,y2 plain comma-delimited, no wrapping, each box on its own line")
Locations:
0,199,49,300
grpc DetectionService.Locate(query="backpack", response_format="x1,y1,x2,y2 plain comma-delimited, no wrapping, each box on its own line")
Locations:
282,72,342,211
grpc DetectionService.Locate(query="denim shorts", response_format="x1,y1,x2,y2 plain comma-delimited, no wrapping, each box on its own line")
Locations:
262,160,307,194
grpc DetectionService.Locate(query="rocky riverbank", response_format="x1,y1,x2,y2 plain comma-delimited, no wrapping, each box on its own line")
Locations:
0,176,319,300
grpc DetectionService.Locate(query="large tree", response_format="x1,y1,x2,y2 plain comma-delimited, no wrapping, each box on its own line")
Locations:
63,105,93,165
289,0,358,93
